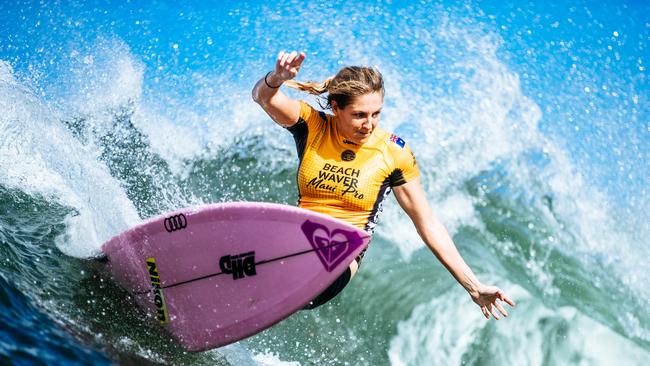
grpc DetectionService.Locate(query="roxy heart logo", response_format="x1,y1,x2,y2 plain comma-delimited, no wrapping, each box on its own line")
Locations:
301,220,363,272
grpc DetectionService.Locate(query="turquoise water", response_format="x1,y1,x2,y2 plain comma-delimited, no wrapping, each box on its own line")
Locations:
1,1,648,364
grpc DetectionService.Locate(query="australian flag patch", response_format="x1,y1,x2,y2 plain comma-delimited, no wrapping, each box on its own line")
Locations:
389,134,406,148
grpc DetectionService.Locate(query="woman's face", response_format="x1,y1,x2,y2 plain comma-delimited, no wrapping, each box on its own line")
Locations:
332,92,383,145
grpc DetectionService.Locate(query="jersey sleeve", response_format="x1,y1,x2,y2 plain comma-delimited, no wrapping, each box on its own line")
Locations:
388,139,420,187
285,101,326,160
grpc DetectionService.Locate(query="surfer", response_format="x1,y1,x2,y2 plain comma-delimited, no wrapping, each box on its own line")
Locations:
252,51,515,319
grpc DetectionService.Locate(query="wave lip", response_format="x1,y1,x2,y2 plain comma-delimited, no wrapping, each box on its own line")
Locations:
0,59,139,258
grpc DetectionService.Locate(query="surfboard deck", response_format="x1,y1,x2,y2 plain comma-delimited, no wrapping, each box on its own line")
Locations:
100,202,370,352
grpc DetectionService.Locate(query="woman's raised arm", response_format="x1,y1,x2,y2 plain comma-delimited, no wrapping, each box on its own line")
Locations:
252,51,305,127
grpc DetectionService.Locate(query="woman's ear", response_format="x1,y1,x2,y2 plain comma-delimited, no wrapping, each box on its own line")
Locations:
331,100,339,115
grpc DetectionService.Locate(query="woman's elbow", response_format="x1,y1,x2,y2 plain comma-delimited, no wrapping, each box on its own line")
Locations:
251,86,261,104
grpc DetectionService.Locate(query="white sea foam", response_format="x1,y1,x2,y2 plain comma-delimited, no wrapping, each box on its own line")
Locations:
252,351,301,366
67,38,144,116
388,283,650,365
0,58,139,258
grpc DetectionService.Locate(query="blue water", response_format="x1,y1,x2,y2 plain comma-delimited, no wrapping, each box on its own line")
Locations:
1,1,648,364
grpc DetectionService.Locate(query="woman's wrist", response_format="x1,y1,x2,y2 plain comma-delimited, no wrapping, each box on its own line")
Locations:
265,71,284,88
463,277,482,299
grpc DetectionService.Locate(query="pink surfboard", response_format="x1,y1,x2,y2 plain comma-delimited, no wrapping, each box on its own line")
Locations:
100,202,370,352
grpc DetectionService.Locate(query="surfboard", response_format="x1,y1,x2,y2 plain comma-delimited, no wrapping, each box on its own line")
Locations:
100,202,370,352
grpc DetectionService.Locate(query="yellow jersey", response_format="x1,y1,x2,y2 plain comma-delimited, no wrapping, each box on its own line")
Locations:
286,101,419,233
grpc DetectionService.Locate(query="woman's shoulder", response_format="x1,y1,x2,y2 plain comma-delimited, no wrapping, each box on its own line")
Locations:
299,100,332,123
372,128,409,151
371,128,419,177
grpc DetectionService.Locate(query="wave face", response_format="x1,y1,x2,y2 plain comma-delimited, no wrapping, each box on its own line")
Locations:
1,1,648,364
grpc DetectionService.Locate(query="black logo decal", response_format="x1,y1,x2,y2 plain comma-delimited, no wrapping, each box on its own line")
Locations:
341,150,356,161
164,214,187,233
219,251,257,280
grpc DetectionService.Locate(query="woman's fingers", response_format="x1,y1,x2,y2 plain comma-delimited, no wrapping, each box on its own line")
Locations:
275,51,286,75
476,287,515,319
290,52,305,74
494,300,508,317
481,306,490,319
287,51,305,70
274,50,305,80
498,291,516,308
280,51,291,68
287,50,298,64
295,51,306,66
488,304,501,320
276,51,285,67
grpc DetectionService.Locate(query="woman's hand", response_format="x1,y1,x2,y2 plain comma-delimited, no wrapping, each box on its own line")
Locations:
269,51,305,85
252,51,304,125
471,284,516,320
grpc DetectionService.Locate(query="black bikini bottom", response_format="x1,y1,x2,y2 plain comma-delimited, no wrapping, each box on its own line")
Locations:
302,254,363,310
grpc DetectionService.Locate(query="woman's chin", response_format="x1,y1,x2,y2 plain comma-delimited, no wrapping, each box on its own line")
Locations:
354,133,372,144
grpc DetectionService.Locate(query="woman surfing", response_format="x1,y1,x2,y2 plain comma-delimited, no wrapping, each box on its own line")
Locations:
252,51,515,319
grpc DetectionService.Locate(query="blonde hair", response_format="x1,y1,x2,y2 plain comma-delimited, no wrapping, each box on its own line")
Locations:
284,66,384,110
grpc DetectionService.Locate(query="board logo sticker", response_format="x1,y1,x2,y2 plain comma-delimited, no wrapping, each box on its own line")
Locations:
301,220,363,272
164,213,187,233
146,257,169,324
389,134,405,148
220,251,257,280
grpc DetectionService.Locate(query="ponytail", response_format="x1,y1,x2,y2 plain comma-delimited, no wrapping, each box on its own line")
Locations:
284,76,335,95
285,66,384,110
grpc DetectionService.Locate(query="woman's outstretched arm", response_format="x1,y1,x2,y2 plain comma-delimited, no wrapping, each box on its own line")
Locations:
393,177,515,319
